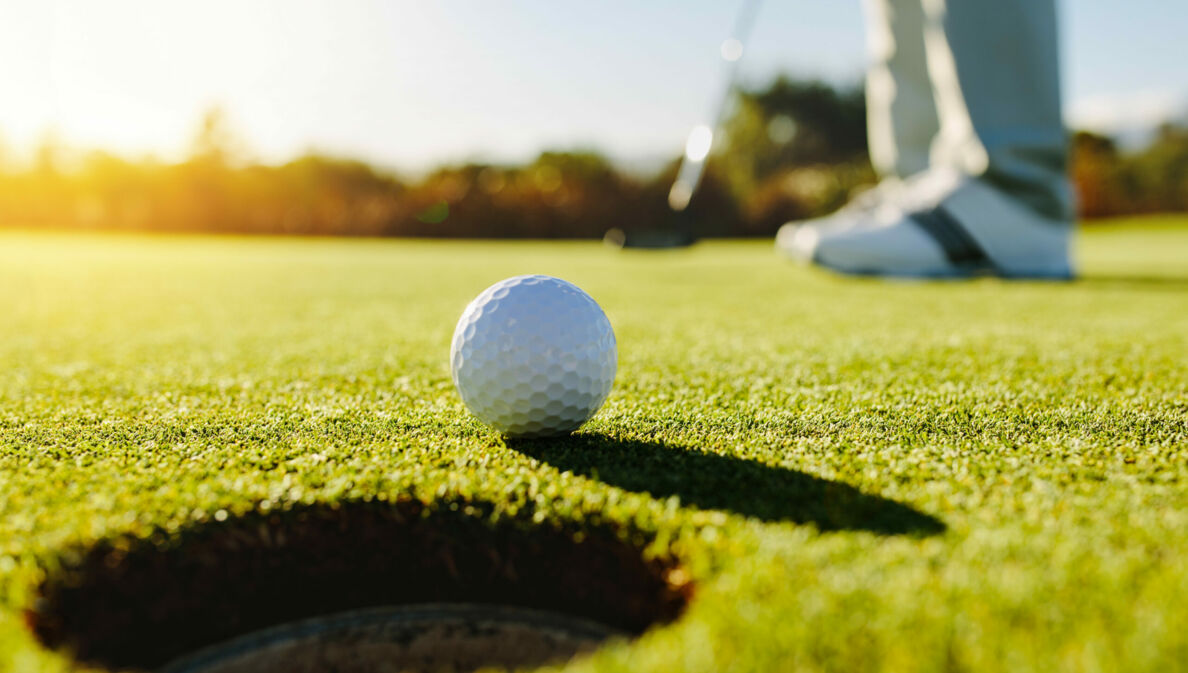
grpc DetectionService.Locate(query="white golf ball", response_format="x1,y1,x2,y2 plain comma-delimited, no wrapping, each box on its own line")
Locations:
450,274,617,437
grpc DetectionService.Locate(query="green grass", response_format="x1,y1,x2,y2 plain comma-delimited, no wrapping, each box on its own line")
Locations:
2,215,1187,672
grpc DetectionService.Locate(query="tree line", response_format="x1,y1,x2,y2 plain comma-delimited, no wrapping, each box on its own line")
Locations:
0,77,1183,238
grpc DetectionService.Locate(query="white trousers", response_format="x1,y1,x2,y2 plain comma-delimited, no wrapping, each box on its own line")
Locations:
863,0,1072,221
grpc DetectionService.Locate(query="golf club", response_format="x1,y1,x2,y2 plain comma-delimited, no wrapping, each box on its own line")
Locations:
606,0,764,249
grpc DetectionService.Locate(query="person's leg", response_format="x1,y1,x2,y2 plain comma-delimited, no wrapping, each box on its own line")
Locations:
864,0,938,180
775,0,938,258
780,0,1073,278
922,0,1072,221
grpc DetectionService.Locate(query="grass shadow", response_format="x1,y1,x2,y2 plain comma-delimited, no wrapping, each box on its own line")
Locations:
508,436,945,536
1074,274,1188,291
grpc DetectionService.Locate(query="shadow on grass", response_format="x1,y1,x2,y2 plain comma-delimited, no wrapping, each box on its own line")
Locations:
1075,274,1188,291
508,436,945,536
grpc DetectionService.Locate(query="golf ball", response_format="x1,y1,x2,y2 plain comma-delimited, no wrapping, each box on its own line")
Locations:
450,274,616,437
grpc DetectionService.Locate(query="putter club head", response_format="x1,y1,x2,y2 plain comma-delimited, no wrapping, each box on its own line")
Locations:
603,227,697,250
604,210,697,250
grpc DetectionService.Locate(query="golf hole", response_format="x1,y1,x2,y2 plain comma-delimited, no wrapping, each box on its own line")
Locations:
28,498,691,673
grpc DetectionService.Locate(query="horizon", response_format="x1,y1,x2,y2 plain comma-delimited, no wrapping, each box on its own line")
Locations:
3,0,1185,173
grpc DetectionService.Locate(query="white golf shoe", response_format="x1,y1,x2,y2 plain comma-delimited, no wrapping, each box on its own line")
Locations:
776,171,1073,279
774,178,904,263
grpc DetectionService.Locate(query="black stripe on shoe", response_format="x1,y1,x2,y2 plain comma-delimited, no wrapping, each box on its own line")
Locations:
909,206,991,267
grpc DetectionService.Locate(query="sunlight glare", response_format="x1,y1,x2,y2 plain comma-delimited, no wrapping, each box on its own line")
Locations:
720,38,743,62
684,125,713,163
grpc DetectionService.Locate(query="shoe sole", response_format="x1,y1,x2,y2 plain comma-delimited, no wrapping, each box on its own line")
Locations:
810,253,1075,281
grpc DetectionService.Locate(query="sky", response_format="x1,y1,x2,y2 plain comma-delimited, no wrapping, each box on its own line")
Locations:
1,0,1185,171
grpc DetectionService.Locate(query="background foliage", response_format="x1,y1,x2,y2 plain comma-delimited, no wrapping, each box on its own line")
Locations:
1,77,1184,238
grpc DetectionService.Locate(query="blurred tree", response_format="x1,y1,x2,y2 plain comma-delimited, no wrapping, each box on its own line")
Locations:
1071,131,1123,218
715,76,874,234
719,76,869,197
1125,123,1188,213
34,131,65,177
0,133,10,174
190,107,244,168
1071,124,1188,217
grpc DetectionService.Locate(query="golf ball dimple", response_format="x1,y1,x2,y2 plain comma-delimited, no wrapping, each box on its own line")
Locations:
450,275,617,438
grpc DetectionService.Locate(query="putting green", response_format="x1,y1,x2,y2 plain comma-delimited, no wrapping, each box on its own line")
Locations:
2,216,1186,672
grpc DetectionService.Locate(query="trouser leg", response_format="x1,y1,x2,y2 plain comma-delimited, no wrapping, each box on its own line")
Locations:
921,0,1073,221
863,0,939,180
